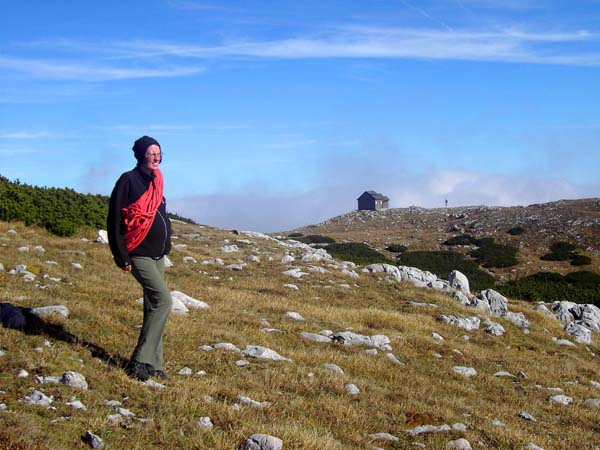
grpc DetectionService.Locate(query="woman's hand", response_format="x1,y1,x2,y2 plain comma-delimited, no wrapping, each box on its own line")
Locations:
122,264,132,273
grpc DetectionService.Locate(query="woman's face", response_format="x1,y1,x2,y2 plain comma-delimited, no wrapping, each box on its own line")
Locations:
142,144,161,173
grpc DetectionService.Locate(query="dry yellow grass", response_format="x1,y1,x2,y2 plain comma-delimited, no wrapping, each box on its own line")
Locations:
0,221,599,449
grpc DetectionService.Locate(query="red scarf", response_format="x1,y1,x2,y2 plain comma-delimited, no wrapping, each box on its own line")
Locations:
121,169,164,253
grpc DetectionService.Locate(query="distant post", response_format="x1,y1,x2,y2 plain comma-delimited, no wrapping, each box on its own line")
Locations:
445,199,448,207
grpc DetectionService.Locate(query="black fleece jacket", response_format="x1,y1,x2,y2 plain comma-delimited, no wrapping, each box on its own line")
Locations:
107,166,172,268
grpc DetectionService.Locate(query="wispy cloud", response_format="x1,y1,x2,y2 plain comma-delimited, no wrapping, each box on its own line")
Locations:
0,56,204,81
0,131,52,139
91,124,192,133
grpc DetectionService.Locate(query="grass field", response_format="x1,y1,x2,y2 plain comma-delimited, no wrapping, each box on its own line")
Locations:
0,221,599,449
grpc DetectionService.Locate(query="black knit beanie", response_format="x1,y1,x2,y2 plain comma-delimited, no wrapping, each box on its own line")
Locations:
132,136,160,164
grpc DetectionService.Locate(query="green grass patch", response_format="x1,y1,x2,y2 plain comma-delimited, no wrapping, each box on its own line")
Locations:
397,250,496,291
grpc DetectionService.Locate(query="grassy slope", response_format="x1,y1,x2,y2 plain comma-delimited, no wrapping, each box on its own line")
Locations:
0,221,599,449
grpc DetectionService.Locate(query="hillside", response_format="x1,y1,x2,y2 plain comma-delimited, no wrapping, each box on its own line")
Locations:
0,219,599,449
289,198,600,283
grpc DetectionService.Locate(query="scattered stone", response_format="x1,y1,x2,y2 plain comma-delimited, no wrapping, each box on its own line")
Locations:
236,360,250,367
31,305,69,318
220,245,240,253
197,416,214,430
300,332,332,343
21,390,53,407
211,343,241,352
226,263,244,271
182,256,197,263
61,371,88,390
483,318,505,336
321,363,344,375
447,438,472,450
448,270,470,295
281,255,295,264
365,349,378,355
34,245,45,253
283,284,299,290
518,411,536,422
549,395,573,405
242,346,291,362
237,395,271,409
83,431,103,449
406,424,452,435
104,400,121,407
164,255,174,267
285,311,304,321
452,366,477,377
584,398,600,407
18,246,29,252
242,434,283,450
345,383,360,395
177,367,192,376
438,315,480,331
386,353,404,365
143,380,166,389
478,289,508,316
260,328,283,333
565,321,592,344
96,230,109,244
494,371,515,378
7,229,17,236
491,419,505,427
71,263,83,270
552,337,576,347
523,443,545,450
432,333,444,341
66,399,87,410
332,331,391,350
368,432,399,442
503,311,531,328
282,268,308,278
18,369,29,378
452,423,467,431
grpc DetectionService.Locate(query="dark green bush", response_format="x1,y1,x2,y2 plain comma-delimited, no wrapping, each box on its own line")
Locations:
296,235,336,244
570,254,592,266
498,271,600,306
564,271,600,286
550,241,577,253
288,232,303,238
0,174,195,236
541,252,572,261
442,234,476,246
386,244,408,253
167,212,196,224
326,243,391,265
507,226,525,235
470,238,518,268
397,250,496,291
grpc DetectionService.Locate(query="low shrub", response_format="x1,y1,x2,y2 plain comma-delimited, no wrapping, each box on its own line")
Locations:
564,271,600,286
288,232,303,238
386,244,408,253
442,234,476,246
507,226,525,235
470,238,518,268
326,243,391,265
296,235,336,244
550,241,577,253
570,254,592,266
498,271,600,306
397,250,496,291
541,252,572,261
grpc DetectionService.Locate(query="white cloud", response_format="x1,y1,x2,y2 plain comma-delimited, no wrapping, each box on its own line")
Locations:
0,131,52,139
0,56,205,81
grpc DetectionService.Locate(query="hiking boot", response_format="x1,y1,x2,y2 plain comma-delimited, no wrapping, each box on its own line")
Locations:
125,360,149,381
145,364,170,381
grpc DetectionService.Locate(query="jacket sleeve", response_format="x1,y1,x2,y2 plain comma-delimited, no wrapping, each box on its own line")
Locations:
107,174,131,267
162,197,173,256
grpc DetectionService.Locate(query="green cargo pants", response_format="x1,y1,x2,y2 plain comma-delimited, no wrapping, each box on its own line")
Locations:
130,255,172,371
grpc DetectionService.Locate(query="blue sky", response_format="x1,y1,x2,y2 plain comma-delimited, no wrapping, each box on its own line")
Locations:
2,0,599,231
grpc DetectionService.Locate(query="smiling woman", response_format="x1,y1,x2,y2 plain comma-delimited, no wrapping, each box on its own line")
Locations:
107,135,173,382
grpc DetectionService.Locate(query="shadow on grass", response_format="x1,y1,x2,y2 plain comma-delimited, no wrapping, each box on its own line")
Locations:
1,302,129,369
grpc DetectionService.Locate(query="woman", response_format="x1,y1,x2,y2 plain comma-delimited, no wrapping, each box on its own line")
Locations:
107,136,173,382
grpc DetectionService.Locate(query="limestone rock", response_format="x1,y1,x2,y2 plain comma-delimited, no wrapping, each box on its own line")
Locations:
31,305,69,318
448,270,470,295
478,289,508,316
321,363,344,374
452,366,477,377
83,431,103,449
345,383,360,395
96,230,109,244
242,345,291,362
549,394,573,405
332,331,391,350
197,417,214,430
368,432,399,442
285,311,304,321
61,371,88,390
406,424,452,435
447,438,472,450
438,315,480,331
21,390,53,407
300,332,332,343
242,434,283,450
